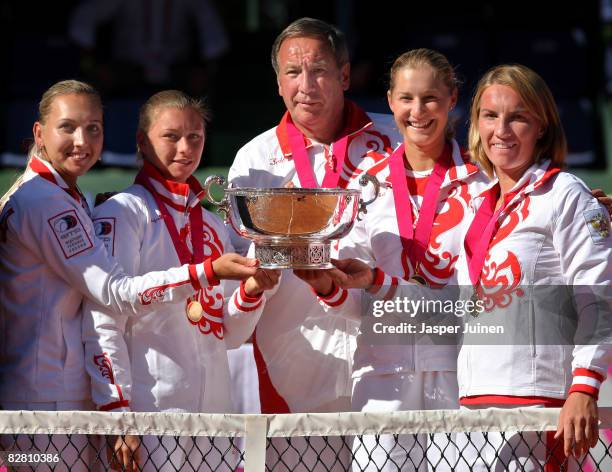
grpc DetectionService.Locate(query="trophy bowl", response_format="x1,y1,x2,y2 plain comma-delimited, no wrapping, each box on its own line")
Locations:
204,175,379,269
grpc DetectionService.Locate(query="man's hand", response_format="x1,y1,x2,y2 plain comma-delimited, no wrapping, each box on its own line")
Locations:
244,269,281,296
554,392,599,458
327,258,375,289
108,434,140,471
212,253,259,280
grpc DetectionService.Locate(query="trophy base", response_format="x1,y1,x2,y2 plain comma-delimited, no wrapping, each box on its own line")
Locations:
255,242,332,269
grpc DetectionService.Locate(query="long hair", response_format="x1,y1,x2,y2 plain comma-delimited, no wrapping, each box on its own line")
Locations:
468,64,567,177
0,80,102,212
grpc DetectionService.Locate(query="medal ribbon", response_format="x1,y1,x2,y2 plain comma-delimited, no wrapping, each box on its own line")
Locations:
464,185,502,286
285,116,349,189
388,143,452,273
135,172,204,265
464,166,561,286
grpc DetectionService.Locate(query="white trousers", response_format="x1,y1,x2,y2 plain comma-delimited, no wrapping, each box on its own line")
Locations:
351,372,459,472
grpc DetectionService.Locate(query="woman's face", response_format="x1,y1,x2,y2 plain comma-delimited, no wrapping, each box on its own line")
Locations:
477,84,543,181
139,107,205,183
387,64,456,153
34,93,103,187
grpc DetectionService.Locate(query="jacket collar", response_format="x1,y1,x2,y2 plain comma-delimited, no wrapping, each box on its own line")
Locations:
275,100,373,158
477,159,561,206
138,161,205,213
28,155,84,203
382,139,481,189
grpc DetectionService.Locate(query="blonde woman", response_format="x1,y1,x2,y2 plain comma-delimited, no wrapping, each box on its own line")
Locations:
452,64,611,470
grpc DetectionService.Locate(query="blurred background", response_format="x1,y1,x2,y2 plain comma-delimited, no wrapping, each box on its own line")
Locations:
0,0,611,194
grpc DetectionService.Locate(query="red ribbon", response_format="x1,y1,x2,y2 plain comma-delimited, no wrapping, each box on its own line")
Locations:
135,169,204,265
285,116,349,189
388,143,452,274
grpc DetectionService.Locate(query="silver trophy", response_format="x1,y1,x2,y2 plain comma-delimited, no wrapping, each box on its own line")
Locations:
204,175,379,269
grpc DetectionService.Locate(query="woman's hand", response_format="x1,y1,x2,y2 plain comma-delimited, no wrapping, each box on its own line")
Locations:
294,269,335,296
212,253,259,280
243,269,281,297
554,391,599,458
108,434,140,471
327,258,375,289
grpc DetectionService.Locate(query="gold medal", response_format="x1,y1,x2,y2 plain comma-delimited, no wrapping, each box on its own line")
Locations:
187,300,203,323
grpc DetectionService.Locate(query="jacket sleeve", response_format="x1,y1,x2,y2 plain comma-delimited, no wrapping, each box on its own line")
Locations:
314,216,374,321
210,212,266,348
24,192,217,316
83,303,132,411
552,178,612,399
82,194,146,411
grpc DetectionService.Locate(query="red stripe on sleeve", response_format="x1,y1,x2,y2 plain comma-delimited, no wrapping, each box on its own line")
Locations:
188,264,202,291
203,258,220,286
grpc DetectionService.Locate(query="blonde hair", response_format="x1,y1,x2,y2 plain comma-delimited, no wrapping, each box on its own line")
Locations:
0,80,102,212
388,48,460,140
137,90,210,161
468,64,567,177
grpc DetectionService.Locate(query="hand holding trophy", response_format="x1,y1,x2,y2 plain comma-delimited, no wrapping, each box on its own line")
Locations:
205,174,379,269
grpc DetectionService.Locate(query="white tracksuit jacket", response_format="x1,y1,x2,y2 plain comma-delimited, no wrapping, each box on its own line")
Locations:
455,160,612,403
83,162,266,412
228,101,402,412
0,157,218,404
318,140,491,379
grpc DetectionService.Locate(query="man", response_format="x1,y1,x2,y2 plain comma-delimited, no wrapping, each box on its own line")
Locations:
228,17,400,469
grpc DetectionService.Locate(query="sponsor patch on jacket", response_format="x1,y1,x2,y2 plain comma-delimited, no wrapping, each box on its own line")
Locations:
583,208,610,243
48,209,93,258
93,217,116,256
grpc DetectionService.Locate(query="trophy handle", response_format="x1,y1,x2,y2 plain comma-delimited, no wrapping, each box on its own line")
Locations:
357,173,380,221
203,175,230,221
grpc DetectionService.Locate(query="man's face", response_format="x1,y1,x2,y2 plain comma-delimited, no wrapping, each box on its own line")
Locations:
276,36,349,136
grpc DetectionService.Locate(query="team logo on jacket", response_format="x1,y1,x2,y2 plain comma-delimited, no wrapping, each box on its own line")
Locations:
54,214,78,232
48,209,93,258
93,217,116,255
584,208,610,243
139,279,192,305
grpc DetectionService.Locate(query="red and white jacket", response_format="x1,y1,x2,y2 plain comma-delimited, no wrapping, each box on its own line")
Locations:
455,160,611,404
83,162,266,413
0,157,218,404
320,140,490,378
228,102,402,412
